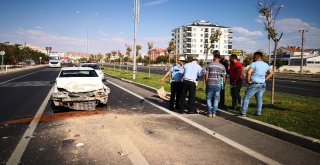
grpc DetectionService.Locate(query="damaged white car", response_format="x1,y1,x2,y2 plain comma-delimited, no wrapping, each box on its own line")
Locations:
52,67,110,110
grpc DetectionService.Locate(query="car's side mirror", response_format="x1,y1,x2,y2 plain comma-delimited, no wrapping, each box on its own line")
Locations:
102,78,106,82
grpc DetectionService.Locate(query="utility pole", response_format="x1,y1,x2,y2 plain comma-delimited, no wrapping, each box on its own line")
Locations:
299,30,307,74
133,0,139,81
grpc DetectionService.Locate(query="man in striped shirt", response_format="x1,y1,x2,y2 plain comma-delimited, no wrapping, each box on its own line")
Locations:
205,53,227,117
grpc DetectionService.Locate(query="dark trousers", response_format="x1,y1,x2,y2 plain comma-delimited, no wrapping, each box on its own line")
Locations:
230,81,242,108
181,80,196,113
170,82,182,109
219,88,225,106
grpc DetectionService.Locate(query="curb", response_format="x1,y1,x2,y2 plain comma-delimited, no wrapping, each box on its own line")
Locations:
0,65,46,74
105,73,320,153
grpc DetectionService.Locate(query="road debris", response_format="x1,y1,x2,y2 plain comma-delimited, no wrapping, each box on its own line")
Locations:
76,143,84,147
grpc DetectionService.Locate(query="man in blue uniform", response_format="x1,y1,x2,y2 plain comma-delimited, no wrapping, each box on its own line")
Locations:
161,56,185,110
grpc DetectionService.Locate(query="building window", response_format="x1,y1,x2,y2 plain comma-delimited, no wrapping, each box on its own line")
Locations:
200,39,203,42
200,45,203,47
192,50,196,53
193,39,196,42
216,45,218,48
201,34,203,37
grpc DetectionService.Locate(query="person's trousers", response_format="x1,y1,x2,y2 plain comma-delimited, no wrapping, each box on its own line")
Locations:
181,80,196,113
170,81,182,109
230,81,242,108
206,84,221,114
219,88,225,106
241,83,266,115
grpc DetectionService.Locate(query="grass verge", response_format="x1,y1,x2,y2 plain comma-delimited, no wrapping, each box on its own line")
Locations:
104,67,320,139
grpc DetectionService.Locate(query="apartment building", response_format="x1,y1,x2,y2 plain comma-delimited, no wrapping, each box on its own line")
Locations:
172,20,232,60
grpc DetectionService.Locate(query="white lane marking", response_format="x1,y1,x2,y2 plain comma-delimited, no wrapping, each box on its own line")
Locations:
0,70,41,85
108,80,282,165
117,135,149,165
6,86,54,165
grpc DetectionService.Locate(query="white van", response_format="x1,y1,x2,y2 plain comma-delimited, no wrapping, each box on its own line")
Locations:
49,54,61,68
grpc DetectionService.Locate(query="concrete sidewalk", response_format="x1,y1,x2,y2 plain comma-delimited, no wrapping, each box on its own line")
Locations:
105,73,320,153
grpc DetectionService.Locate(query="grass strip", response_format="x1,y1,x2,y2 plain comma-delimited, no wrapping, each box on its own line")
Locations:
104,67,320,139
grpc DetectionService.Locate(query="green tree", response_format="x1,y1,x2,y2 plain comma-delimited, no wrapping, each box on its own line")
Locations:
147,42,153,78
111,50,117,71
167,41,175,64
258,0,284,104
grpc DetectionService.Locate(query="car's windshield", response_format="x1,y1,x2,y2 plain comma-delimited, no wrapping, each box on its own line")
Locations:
81,64,100,70
49,56,60,60
59,70,98,77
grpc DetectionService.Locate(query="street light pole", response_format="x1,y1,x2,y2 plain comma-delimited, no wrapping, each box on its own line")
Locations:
0,51,5,71
133,0,139,81
299,29,307,74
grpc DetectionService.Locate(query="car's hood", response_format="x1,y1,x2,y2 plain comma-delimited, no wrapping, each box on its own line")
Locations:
56,77,104,93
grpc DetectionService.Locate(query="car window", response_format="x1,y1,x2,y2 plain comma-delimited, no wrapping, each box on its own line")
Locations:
81,64,100,70
59,70,99,77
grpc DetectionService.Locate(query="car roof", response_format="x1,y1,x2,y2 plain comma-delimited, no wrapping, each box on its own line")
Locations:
61,67,95,71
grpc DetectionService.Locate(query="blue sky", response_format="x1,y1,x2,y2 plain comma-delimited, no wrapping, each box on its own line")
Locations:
0,0,319,54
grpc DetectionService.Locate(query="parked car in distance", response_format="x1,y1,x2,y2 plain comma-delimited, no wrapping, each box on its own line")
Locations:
51,67,110,110
80,63,105,79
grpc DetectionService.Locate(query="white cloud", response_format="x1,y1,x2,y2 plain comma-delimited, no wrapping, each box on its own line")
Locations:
76,10,80,14
144,0,169,7
232,27,263,37
231,27,265,52
276,18,320,49
276,18,310,33
254,15,264,24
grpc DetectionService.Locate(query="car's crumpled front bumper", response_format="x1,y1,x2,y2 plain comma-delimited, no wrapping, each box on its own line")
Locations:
52,87,110,110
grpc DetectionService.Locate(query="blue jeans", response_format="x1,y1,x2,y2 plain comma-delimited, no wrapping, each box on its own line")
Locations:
206,84,221,115
241,83,266,115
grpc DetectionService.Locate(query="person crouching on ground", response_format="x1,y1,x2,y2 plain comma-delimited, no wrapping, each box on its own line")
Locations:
205,54,226,117
240,51,273,117
160,56,186,111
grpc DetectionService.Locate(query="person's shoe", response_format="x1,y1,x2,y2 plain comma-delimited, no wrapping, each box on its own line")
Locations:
212,113,216,117
238,113,246,117
188,111,197,114
255,113,261,116
208,114,213,118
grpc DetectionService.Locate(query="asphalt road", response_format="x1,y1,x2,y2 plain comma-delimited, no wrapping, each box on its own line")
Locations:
110,64,320,98
0,68,319,164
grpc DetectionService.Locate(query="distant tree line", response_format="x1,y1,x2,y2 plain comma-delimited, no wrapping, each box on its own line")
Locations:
0,42,48,65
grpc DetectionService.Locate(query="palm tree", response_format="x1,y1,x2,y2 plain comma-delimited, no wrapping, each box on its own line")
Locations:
147,42,153,78
136,45,142,57
111,50,117,71
118,50,123,70
125,44,132,72
105,53,111,63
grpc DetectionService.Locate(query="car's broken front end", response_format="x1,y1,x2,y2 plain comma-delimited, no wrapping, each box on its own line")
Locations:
52,77,110,110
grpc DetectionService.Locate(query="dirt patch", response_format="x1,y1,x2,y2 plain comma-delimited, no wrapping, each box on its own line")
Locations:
28,111,262,165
